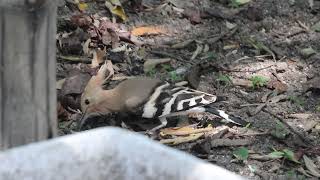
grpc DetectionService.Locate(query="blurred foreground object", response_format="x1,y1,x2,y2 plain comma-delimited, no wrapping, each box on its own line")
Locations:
0,127,245,180
0,0,57,150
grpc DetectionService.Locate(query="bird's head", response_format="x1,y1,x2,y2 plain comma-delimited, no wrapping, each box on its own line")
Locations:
79,61,113,130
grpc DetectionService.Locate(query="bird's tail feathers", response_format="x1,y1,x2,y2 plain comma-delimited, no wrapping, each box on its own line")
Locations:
205,107,248,126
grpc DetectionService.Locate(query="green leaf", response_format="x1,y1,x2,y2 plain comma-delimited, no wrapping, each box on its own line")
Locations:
249,75,269,89
146,68,156,77
288,95,305,106
216,73,232,86
270,121,290,139
267,151,284,159
233,147,249,161
283,149,300,163
245,37,275,59
161,64,173,71
234,0,251,5
248,165,257,173
230,0,251,7
169,71,183,82
206,52,218,61
105,0,128,21
285,170,297,178
311,22,320,32
244,122,251,128
77,2,88,11
300,47,316,58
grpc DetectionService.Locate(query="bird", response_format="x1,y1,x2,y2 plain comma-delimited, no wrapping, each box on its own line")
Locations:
80,76,248,132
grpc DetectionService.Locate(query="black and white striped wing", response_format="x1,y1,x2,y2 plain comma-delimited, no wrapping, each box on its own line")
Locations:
142,82,217,118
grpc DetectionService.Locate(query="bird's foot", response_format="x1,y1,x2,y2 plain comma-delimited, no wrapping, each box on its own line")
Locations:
144,129,160,140
145,129,156,136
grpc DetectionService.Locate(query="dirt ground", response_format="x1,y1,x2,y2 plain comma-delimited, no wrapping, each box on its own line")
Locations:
56,0,320,179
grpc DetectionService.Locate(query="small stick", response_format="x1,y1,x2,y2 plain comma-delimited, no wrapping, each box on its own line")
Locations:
297,20,310,31
240,103,263,107
149,50,190,63
57,55,91,63
263,109,313,146
286,29,307,38
228,128,270,136
237,90,313,146
220,64,274,73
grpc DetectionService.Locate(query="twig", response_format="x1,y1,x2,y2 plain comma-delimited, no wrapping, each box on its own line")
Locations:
210,138,253,147
233,56,251,64
236,90,313,146
233,55,272,64
229,128,270,136
149,50,190,64
190,43,203,60
57,55,91,63
286,29,307,38
240,103,263,107
227,55,286,73
263,109,313,146
205,27,238,44
255,55,274,58
239,132,270,136
220,64,274,73
297,20,310,31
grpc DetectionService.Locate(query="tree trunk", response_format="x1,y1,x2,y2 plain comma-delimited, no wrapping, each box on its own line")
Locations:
0,0,57,150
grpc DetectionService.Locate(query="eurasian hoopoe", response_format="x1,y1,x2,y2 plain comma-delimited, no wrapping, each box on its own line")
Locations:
80,76,248,132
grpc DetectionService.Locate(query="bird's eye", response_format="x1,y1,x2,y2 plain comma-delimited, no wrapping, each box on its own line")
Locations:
85,99,90,105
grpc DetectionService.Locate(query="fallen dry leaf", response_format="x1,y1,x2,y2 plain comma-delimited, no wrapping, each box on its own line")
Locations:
288,113,313,119
171,39,194,49
105,0,128,21
143,58,172,72
96,18,143,46
77,2,88,11
232,78,252,88
82,38,91,55
190,44,203,60
160,125,213,136
131,26,167,36
60,73,91,110
56,78,66,90
91,48,106,68
297,167,314,178
186,64,201,89
58,28,89,55
111,75,131,81
174,81,188,86
103,60,115,82
250,154,281,161
182,7,201,24
70,14,92,28
288,113,319,131
303,76,320,92
210,138,253,147
267,79,288,93
303,155,320,177
268,94,288,103
61,73,92,95
160,133,204,145
98,18,119,31
57,101,71,121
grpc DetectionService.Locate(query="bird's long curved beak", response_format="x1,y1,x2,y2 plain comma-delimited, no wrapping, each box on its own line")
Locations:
78,107,88,131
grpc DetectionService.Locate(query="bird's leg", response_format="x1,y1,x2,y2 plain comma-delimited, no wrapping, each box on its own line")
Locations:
146,117,168,135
